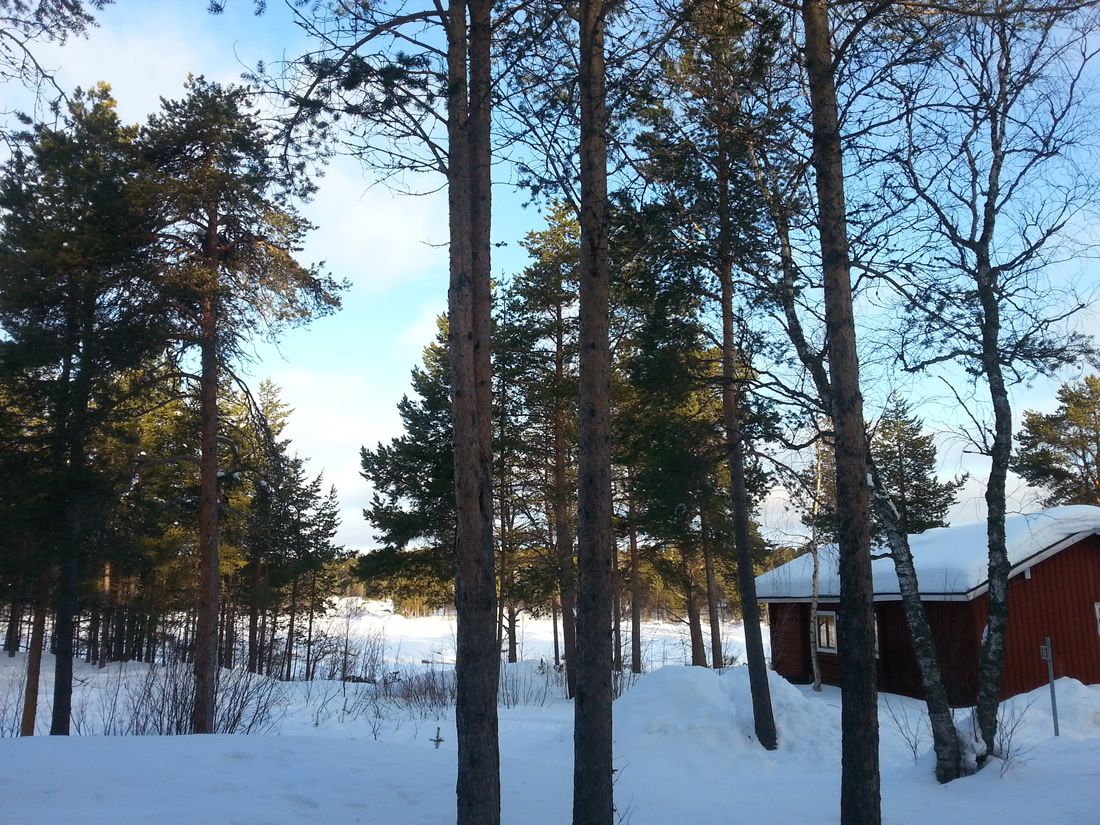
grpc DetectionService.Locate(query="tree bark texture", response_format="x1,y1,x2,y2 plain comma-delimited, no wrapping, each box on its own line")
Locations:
447,2,501,823
574,0,614,821
554,315,579,698
801,3,880,822
20,588,47,736
701,512,723,669
628,495,642,675
191,287,220,735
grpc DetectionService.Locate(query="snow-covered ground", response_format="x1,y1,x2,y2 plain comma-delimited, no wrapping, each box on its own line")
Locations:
1,601,1098,824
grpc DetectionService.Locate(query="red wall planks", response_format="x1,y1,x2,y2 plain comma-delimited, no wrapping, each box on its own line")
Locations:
997,535,1100,697
768,602,810,681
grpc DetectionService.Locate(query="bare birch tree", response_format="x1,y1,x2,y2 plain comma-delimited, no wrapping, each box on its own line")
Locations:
883,1,1099,762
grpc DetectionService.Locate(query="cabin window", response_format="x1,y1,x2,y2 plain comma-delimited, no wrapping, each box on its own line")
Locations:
816,611,838,653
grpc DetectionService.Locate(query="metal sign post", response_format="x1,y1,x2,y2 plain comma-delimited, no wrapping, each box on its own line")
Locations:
1040,635,1060,737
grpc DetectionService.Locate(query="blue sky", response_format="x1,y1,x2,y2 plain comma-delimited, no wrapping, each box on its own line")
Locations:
9,1,1097,549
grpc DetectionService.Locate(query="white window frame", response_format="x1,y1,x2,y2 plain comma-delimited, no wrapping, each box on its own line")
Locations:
1095,602,1100,636
816,611,838,653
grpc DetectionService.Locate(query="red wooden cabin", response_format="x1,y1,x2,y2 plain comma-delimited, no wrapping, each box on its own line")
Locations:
756,506,1100,705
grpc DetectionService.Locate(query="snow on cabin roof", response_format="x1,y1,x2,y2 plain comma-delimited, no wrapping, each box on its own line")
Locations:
755,505,1100,602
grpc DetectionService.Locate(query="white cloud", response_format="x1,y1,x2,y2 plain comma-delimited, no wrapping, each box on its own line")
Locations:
397,298,446,358
29,5,247,124
301,161,449,295
266,366,406,550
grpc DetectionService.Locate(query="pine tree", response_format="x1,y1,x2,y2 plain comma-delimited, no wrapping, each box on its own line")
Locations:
870,399,965,537
1014,375,1100,507
615,210,723,670
574,2,615,819
800,402,964,543
141,76,343,733
359,319,456,609
0,84,165,734
504,207,580,693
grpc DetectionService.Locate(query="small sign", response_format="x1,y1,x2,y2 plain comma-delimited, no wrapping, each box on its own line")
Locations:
1040,641,1050,661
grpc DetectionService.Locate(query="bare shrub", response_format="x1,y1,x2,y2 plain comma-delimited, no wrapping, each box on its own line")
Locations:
96,665,132,735
215,667,287,734
956,696,1034,774
301,679,343,727
613,668,641,699
125,663,194,735
366,694,386,740
882,695,931,763
101,662,288,736
499,661,554,708
395,664,455,719
995,697,1035,775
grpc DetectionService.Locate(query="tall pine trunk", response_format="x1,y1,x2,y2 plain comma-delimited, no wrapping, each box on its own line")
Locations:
553,329,578,698
612,544,622,672
629,491,642,674
20,587,47,736
801,3,879,821
716,143,776,747
552,598,561,667
284,576,299,681
700,514,724,670
5,596,22,656
682,550,708,667
447,2,500,823
49,334,87,736
574,1,614,821
506,606,518,664
247,552,263,673
305,573,316,680
192,284,221,734
49,512,80,735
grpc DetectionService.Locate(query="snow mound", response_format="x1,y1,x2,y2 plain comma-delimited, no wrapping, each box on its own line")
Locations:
616,666,741,746
614,665,841,767
1001,678,1100,742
